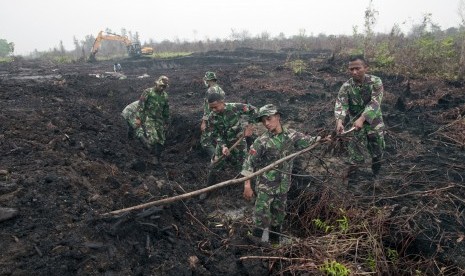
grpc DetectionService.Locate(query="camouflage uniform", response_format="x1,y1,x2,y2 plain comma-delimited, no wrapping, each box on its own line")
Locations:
334,74,385,166
121,76,169,164
241,127,318,231
137,85,169,146
121,100,141,137
200,72,225,156
205,102,256,184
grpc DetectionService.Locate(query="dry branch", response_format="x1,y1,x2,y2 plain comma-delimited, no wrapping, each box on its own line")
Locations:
102,140,326,216
239,255,317,265
374,184,455,202
427,117,464,137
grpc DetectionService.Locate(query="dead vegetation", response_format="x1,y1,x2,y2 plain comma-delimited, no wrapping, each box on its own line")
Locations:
0,49,464,275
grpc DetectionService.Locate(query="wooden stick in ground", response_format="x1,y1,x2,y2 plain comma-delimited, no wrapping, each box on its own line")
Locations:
102,139,325,217
209,134,245,168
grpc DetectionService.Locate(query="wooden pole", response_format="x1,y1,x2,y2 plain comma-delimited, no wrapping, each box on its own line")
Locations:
102,140,324,216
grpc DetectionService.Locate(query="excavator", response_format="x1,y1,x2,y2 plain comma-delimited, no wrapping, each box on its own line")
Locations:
88,31,154,62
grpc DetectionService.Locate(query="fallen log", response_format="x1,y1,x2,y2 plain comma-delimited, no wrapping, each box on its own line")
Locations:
102,139,326,217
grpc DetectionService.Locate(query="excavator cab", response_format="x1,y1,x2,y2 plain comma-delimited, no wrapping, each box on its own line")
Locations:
127,42,142,57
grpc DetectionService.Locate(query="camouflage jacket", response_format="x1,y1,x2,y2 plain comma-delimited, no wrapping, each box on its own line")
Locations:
202,84,225,120
241,128,318,195
206,103,256,155
121,100,140,128
138,87,169,125
334,74,384,130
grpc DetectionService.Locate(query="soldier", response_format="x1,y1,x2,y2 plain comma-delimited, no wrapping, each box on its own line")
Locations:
200,71,225,158
334,55,385,177
204,93,256,186
121,100,139,140
241,104,322,244
113,63,122,73
121,75,170,165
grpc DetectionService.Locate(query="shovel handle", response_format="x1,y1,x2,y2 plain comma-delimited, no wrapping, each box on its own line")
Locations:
340,126,356,135
210,134,245,167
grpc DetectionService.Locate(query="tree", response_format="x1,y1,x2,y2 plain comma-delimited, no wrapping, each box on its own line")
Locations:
458,0,465,80
363,0,379,59
0,39,13,57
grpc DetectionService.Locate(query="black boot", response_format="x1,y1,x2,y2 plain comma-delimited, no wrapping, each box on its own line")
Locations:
270,225,281,245
151,144,164,166
247,227,266,245
127,123,135,140
206,170,217,186
252,227,263,238
372,157,381,176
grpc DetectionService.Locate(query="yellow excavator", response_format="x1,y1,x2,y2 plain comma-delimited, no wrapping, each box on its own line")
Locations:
88,31,154,62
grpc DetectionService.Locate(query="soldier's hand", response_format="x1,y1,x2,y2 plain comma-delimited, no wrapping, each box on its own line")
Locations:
222,145,230,156
243,180,254,200
135,118,141,127
244,124,254,137
353,116,365,130
336,120,344,134
200,120,206,132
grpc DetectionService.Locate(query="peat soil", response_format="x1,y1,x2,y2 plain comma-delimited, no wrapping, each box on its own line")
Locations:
0,49,464,275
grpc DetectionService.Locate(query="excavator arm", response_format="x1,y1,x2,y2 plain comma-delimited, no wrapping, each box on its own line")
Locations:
88,31,144,62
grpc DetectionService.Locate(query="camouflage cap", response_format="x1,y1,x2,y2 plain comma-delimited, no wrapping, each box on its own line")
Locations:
203,71,217,81
256,104,281,122
156,75,169,87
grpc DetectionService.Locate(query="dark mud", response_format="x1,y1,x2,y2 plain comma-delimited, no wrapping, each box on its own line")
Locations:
0,49,464,275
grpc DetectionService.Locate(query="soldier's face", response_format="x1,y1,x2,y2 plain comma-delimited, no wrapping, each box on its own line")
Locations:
156,84,167,91
261,114,281,133
348,59,368,83
209,101,225,113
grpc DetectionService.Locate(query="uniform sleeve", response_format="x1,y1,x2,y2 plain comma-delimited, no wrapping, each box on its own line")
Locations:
334,83,350,121
137,89,150,122
362,77,383,125
241,139,263,176
202,96,210,121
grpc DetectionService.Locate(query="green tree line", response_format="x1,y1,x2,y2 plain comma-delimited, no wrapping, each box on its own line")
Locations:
2,2,464,80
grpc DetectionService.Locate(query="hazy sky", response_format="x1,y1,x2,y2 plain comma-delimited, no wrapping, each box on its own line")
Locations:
0,0,462,55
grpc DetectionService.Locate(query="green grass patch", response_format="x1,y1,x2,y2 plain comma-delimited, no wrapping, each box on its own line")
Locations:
0,56,14,63
285,59,308,75
153,52,192,59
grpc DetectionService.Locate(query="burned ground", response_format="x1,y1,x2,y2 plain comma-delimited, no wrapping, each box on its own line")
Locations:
0,49,464,275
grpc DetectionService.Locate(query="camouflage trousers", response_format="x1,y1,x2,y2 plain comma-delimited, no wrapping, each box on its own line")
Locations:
141,118,166,146
348,124,385,165
121,101,166,147
200,130,215,158
254,191,287,229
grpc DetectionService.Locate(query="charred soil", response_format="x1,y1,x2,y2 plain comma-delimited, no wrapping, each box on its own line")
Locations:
1,49,464,275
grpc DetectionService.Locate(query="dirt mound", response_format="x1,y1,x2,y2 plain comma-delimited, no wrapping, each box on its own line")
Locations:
0,50,464,275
